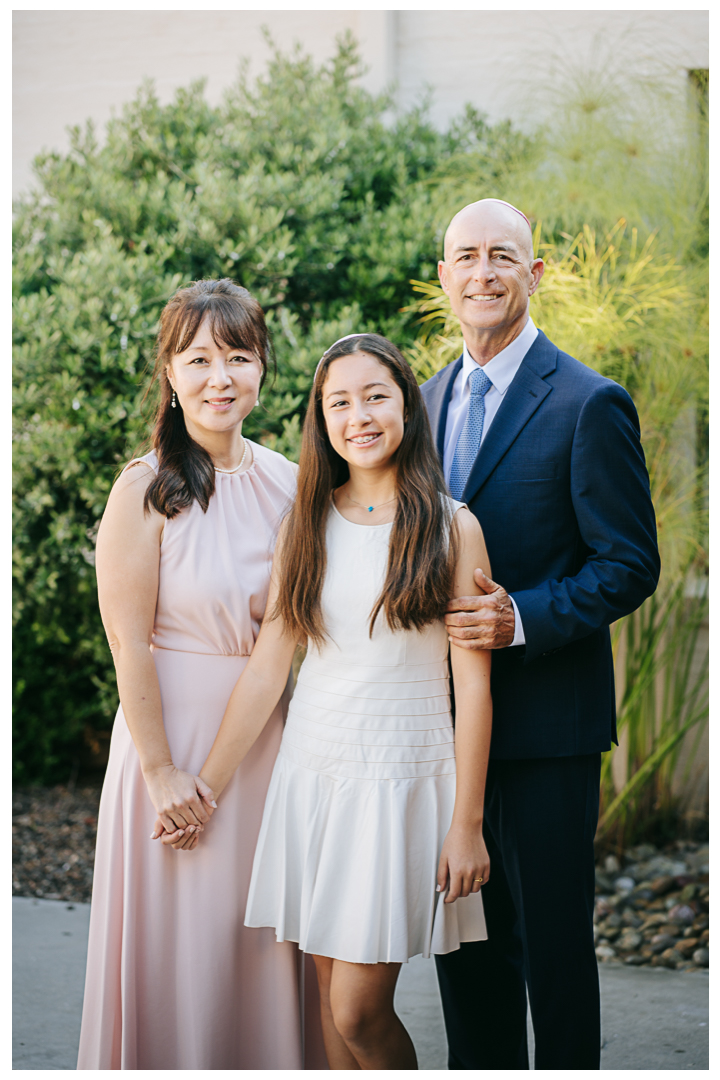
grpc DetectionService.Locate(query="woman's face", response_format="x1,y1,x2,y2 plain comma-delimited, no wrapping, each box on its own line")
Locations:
321,351,406,472
166,317,262,440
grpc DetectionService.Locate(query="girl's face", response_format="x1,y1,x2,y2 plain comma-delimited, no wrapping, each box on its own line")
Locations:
321,351,406,472
166,316,262,441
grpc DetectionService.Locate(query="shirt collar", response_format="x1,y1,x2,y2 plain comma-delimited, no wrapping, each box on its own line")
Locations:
460,316,538,396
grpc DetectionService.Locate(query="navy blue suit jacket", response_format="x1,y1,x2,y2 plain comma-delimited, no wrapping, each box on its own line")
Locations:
421,329,660,759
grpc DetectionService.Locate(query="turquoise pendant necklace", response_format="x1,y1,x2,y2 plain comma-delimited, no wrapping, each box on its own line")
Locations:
345,493,398,514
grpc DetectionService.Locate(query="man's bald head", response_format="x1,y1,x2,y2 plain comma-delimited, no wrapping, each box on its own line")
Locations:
443,199,534,263
438,197,544,361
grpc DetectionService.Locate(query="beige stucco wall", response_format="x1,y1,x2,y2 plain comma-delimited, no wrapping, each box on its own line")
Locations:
13,8,708,197
394,9,708,127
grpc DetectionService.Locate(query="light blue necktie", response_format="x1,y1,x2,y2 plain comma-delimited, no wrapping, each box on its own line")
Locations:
449,367,493,499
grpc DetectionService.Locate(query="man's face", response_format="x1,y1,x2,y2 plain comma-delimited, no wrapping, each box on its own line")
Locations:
438,205,544,345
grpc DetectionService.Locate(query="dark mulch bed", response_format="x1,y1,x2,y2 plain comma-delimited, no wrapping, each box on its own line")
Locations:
13,785,102,904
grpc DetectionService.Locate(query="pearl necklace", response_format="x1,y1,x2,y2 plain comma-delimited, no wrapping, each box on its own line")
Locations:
214,438,249,474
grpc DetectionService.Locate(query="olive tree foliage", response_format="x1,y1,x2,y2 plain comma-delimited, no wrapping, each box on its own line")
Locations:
13,35,525,781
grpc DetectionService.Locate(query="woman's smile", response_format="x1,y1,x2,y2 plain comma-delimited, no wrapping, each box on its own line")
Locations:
205,395,236,411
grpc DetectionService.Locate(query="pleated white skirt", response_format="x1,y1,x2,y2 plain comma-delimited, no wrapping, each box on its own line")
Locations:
245,653,487,964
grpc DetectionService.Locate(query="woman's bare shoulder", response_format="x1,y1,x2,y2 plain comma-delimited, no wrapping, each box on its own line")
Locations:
110,460,156,502
102,457,164,537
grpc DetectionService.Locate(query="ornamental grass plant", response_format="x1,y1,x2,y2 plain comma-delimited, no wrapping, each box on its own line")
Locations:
407,56,708,850
405,233,708,849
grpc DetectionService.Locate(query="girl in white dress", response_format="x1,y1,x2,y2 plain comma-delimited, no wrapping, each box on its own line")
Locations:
158,333,492,1069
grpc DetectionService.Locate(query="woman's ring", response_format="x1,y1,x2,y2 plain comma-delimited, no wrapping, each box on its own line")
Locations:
474,877,483,883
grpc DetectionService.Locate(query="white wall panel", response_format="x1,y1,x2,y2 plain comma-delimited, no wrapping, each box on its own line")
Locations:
13,9,708,196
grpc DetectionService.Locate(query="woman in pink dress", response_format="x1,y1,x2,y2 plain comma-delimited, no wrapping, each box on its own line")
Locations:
77,279,325,1069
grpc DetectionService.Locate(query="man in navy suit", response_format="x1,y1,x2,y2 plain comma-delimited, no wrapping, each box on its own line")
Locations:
421,200,660,1069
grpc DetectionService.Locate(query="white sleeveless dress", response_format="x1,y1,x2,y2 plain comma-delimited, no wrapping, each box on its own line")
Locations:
245,498,487,964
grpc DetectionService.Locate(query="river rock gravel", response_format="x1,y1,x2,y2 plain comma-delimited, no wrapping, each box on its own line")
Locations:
594,841,709,973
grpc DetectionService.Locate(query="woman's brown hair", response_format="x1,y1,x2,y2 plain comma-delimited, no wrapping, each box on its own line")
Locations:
275,333,458,644
143,279,273,518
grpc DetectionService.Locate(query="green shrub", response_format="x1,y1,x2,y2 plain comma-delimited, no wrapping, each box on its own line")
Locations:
13,35,524,781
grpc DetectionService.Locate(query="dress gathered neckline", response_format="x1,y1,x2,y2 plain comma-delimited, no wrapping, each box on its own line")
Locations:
212,438,258,478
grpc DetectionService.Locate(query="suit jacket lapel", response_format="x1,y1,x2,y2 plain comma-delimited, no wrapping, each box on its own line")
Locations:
461,331,558,504
423,356,463,457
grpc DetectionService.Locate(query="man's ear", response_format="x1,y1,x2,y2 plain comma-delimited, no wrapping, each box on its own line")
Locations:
528,258,545,296
438,260,449,295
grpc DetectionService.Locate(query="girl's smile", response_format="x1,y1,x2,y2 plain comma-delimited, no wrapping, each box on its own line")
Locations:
346,431,382,447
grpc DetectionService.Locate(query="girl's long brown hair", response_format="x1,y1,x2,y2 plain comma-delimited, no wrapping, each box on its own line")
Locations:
143,279,273,518
275,333,458,644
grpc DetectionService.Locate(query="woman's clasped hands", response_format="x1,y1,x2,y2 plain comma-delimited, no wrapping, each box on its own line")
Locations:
145,763,217,852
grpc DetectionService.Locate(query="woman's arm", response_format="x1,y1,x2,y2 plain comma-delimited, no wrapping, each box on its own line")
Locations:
96,464,215,836
437,507,493,903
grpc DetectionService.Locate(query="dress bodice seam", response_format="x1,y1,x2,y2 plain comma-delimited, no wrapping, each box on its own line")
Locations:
287,712,454,735
152,644,252,658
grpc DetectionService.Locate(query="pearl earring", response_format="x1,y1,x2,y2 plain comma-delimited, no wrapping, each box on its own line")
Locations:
171,390,177,409
255,398,260,407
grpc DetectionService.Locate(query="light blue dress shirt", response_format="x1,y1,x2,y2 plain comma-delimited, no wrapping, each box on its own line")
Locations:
443,316,538,647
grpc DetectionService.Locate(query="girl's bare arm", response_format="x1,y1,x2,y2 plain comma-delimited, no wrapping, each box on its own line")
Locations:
438,507,493,903
198,524,298,798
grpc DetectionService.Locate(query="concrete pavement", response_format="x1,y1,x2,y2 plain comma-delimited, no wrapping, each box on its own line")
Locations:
13,896,708,1070
13,899,91,1071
